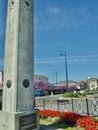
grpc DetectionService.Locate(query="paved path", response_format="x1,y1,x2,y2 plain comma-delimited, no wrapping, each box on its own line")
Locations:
40,125,64,130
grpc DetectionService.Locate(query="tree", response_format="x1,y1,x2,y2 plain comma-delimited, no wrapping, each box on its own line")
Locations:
34,81,51,90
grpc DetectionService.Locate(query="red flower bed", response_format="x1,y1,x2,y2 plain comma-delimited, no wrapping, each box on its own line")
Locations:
39,110,60,119
39,110,98,130
60,111,84,121
77,116,98,130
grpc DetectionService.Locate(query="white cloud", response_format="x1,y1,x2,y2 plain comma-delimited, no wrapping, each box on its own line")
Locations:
46,7,61,15
34,5,96,31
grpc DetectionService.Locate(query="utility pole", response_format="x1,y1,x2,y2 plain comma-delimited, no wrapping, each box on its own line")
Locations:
55,72,58,87
60,51,69,92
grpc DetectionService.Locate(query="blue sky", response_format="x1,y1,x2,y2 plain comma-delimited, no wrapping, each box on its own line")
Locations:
0,1,98,83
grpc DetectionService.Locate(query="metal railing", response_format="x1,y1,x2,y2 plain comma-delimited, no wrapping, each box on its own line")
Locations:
34,97,98,116
0,94,98,116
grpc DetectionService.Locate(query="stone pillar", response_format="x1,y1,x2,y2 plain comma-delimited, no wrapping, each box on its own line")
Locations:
0,0,39,130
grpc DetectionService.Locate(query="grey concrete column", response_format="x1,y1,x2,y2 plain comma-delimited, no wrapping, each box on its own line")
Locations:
3,0,34,113
0,0,39,129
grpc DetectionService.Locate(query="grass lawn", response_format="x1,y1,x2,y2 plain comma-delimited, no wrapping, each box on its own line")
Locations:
40,119,85,130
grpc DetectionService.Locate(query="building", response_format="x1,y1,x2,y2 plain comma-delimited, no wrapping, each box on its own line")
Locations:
86,77,98,90
34,75,48,84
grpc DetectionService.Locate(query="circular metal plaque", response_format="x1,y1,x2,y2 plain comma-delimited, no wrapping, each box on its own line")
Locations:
23,79,30,88
12,1,14,5
6,80,12,88
25,1,29,6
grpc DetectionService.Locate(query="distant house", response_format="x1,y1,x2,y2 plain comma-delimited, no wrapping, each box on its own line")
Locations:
34,75,48,84
78,80,88,90
86,77,98,90
55,80,77,90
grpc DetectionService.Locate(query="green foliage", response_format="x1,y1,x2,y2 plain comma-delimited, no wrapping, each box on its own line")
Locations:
63,91,97,98
40,119,84,130
92,116,98,122
53,121,69,129
63,92,79,98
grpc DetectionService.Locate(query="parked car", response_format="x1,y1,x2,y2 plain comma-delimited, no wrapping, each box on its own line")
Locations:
34,89,45,96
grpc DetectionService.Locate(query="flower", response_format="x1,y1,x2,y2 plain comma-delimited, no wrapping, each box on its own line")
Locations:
39,110,98,130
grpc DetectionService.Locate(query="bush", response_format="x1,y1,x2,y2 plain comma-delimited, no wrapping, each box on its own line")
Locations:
63,92,79,98
63,91,97,98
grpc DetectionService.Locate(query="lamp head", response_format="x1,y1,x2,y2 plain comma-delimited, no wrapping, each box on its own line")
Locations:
59,54,65,56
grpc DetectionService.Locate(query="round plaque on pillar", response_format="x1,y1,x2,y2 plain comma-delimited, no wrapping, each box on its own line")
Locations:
6,80,12,88
23,79,30,88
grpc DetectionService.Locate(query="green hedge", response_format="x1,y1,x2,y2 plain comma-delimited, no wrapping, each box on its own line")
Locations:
63,91,97,98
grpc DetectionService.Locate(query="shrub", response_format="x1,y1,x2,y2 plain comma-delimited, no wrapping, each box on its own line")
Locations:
63,92,79,98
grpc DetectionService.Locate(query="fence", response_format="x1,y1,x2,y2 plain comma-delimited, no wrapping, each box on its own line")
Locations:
34,97,98,116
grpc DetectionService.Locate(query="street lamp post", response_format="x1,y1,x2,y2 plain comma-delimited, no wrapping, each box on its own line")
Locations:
60,52,69,92
55,72,57,87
